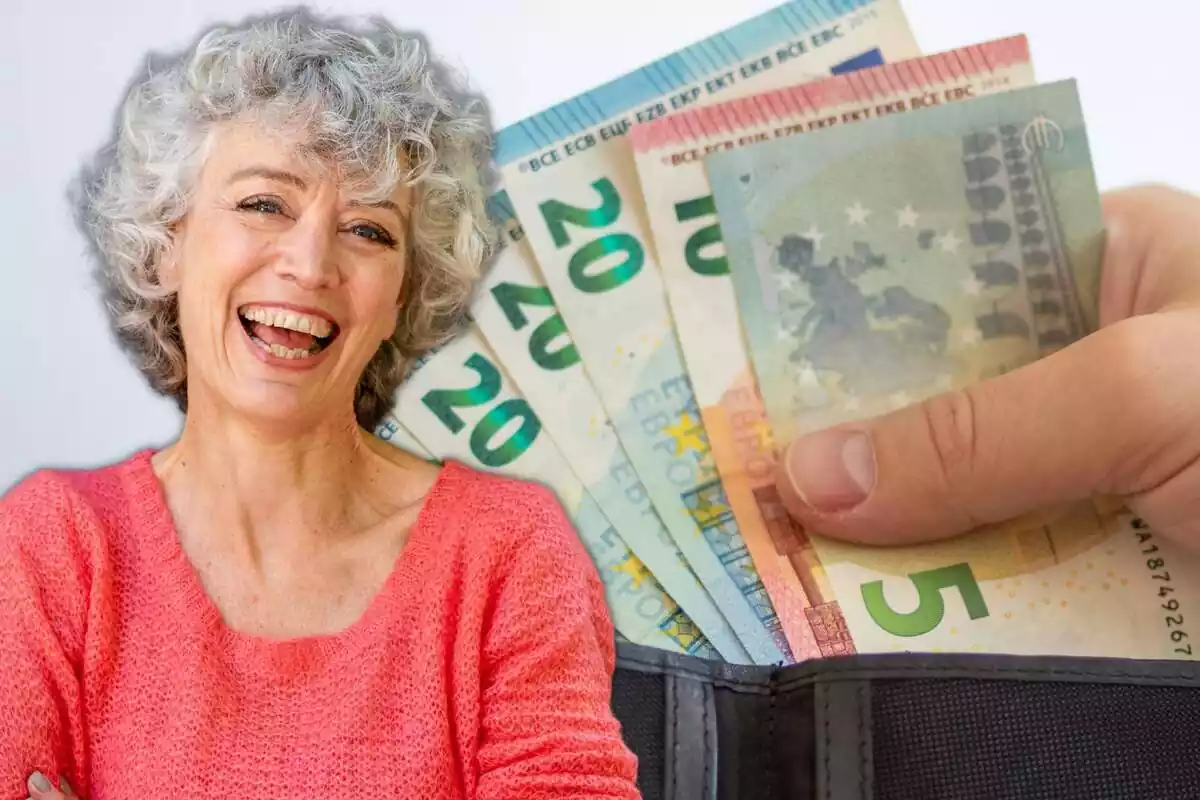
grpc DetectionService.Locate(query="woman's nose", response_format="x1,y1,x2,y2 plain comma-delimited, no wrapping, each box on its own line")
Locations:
274,213,340,289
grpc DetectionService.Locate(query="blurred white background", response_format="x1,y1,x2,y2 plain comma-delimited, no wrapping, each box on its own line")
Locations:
2,0,1196,492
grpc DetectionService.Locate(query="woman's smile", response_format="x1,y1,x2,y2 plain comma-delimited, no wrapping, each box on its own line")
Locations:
236,302,341,369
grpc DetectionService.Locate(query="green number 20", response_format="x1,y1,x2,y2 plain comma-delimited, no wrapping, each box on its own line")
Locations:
539,178,644,293
421,352,541,468
490,282,579,371
861,563,990,638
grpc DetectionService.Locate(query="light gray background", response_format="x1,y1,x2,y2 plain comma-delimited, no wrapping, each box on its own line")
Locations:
2,0,1195,492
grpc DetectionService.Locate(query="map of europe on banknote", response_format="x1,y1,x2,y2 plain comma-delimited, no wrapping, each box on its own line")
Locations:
706,80,1200,658
488,0,922,665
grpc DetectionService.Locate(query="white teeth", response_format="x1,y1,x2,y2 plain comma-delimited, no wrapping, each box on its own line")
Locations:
262,341,314,360
240,305,333,338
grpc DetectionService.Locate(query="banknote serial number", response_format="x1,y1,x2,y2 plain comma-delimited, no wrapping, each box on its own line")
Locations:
1132,517,1193,656
845,7,879,29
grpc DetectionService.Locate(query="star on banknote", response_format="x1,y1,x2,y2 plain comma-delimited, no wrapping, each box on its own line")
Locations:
937,230,964,253
802,224,825,250
896,204,920,228
663,412,706,456
612,554,653,589
845,201,872,225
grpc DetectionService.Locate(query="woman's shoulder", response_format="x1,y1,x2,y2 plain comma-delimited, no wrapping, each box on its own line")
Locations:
421,459,583,559
427,459,570,527
0,451,155,668
0,448,158,553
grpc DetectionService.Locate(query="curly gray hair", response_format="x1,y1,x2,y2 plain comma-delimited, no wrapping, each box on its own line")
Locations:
74,7,497,429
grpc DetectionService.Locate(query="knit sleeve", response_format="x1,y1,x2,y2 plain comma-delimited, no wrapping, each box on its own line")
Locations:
474,484,640,800
0,473,94,798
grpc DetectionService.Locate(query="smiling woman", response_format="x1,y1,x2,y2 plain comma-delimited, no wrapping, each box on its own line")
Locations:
147,119,423,426
0,8,639,800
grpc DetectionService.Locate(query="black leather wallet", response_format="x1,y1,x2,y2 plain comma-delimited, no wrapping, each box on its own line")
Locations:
610,641,1200,799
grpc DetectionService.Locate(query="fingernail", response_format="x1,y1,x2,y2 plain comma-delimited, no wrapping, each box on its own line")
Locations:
29,772,51,793
785,429,876,512
60,776,73,796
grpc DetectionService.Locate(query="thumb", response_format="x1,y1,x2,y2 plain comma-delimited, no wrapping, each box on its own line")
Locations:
773,313,1188,546
27,772,74,798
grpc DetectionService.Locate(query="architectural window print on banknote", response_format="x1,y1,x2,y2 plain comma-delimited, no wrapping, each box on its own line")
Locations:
628,35,1035,659
484,0,923,665
380,326,721,660
706,80,1200,660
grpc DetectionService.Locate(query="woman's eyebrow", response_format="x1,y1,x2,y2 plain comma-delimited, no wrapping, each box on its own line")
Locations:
227,166,308,189
349,198,406,222
226,166,406,221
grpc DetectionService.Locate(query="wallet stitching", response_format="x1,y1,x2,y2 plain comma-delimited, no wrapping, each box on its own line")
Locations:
768,674,777,793
822,684,831,800
702,683,712,796
670,676,679,800
615,663,1200,695
857,682,868,800
614,650,1200,690
777,663,1200,692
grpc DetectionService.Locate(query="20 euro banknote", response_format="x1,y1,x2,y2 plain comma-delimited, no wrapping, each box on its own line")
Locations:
707,79,1200,658
628,36,1035,658
381,325,720,658
473,192,749,662
488,0,922,664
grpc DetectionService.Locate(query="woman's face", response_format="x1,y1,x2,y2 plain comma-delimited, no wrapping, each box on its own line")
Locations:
161,121,412,429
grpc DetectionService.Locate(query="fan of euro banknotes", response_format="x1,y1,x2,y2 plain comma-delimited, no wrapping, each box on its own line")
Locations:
375,0,1200,666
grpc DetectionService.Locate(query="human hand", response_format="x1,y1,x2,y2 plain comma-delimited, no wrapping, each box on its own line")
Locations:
775,184,1200,550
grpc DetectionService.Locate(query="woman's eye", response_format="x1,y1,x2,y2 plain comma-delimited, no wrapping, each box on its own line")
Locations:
238,197,283,215
350,223,396,247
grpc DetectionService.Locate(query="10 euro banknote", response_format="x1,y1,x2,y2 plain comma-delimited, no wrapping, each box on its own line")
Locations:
706,79,1200,659
629,35,1035,659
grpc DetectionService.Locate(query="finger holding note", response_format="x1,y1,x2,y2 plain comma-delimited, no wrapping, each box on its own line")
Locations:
775,184,1200,553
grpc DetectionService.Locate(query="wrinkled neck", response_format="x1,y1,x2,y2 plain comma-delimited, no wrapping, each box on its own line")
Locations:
152,397,385,563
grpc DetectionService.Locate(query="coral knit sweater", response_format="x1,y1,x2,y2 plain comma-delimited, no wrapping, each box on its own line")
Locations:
0,449,641,799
